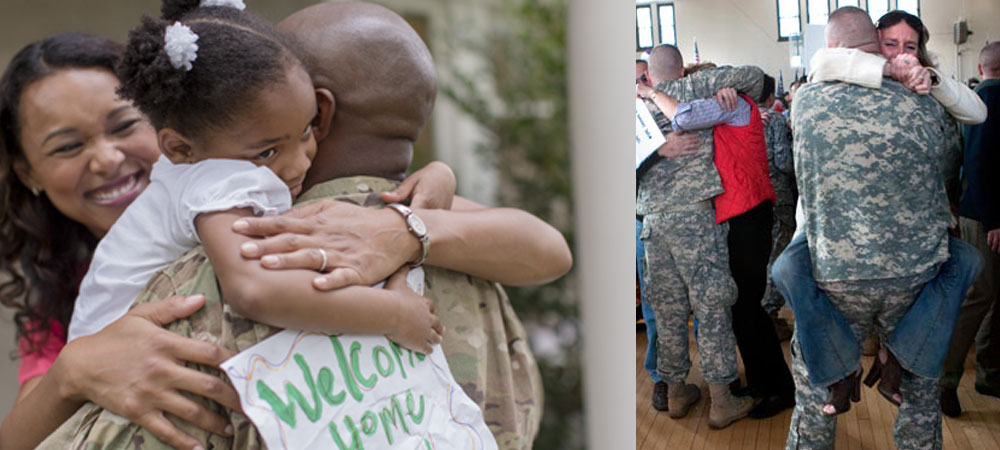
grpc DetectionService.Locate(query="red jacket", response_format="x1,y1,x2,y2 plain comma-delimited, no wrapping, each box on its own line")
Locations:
712,94,776,224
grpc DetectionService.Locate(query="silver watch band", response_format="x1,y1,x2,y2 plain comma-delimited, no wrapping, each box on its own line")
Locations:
386,203,430,266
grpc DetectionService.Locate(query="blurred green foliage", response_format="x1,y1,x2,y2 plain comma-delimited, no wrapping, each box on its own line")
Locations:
440,0,582,448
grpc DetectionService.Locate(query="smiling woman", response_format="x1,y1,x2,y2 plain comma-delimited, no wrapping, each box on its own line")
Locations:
14,68,158,237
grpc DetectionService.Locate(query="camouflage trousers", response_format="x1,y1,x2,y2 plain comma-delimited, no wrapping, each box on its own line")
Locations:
641,205,739,385
763,205,796,314
785,283,942,450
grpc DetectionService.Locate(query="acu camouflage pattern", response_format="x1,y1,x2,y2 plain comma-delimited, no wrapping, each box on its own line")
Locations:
37,176,542,450
641,208,739,385
791,79,959,283
786,285,941,450
763,110,796,313
636,65,765,215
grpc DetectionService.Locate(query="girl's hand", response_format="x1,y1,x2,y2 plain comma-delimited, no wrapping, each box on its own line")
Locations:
58,295,240,450
380,161,456,209
382,268,443,354
233,200,416,290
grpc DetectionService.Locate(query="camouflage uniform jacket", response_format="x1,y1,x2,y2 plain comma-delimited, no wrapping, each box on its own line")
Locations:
636,65,765,215
764,108,796,209
792,79,959,283
38,176,542,450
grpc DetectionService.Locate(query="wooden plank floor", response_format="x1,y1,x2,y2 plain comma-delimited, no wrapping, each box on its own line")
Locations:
636,310,1000,450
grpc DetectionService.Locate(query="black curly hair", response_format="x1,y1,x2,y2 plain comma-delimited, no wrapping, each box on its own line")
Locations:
117,0,306,139
0,33,123,350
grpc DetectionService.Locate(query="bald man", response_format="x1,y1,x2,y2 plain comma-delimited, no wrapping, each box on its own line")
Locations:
778,7,959,448
36,2,570,449
940,41,1000,417
636,43,764,428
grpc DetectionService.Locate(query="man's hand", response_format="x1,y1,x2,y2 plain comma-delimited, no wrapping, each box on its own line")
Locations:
988,228,1000,253
759,108,772,126
657,131,700,158
715,87,738,111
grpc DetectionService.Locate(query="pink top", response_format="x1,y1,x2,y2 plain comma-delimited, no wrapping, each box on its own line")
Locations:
17,319,66,387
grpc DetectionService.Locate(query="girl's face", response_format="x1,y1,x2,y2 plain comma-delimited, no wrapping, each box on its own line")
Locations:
14,68,159,237
879,22,920,61
183,64,317,198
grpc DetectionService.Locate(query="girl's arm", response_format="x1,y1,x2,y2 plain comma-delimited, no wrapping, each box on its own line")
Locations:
196,208,443,354
0,295,240,450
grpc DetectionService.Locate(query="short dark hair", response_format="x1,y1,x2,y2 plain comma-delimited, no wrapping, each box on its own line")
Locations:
876,10,933,67
117,0,306,139
0,33,122,348
759,74,775,104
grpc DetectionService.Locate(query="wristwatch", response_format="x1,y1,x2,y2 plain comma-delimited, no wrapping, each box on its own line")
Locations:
386,203,430,266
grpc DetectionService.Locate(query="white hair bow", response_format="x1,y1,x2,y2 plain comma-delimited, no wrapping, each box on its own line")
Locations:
164,22,199,71
200,0,246,10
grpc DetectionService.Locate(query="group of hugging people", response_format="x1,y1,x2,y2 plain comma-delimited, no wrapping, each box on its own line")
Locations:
637,6,998,449
0,1,574,449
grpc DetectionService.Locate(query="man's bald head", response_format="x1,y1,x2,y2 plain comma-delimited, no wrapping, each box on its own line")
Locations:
826,6,880,54
278,2,436,185
647,44,684,85
980,42,1000,79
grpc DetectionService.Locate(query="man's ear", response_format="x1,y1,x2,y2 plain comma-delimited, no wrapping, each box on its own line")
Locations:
312,88,335,142
158,128,194,164
979,63,984,78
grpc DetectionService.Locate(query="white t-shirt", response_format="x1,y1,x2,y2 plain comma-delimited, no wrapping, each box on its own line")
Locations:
67,156,291,342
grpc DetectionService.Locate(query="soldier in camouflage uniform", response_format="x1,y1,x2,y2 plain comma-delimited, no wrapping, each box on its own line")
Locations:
36,3,552,449
759,76,797,319
780,7,959,449
637,43,763,428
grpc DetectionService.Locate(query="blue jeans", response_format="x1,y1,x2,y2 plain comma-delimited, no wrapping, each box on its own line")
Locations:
772,233,983,387
637,218,661,383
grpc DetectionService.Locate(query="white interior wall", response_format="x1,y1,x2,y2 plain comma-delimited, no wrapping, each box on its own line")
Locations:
641,0,1000,89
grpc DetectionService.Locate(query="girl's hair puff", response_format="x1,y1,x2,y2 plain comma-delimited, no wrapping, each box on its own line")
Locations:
117,0,306,139
0,33,121,348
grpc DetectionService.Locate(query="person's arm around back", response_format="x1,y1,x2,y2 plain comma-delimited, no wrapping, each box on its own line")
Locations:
0,295,240,450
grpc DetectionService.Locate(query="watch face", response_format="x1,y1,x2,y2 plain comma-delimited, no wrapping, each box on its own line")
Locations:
407,215,427,236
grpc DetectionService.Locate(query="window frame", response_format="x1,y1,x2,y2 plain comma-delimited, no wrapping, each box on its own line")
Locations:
776,0,802,42
806,0,829,25
866,0,890,22
636,5,654,51
657,4,677,46
896,0,920,17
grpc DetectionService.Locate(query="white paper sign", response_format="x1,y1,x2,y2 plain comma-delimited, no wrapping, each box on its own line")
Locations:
221,268,497,450
636,98,665,168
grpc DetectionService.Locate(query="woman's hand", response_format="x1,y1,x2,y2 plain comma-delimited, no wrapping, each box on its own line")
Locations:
57,295,240,450
234,200,416,290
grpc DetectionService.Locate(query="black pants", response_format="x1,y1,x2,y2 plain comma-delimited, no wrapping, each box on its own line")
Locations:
727,201,795,397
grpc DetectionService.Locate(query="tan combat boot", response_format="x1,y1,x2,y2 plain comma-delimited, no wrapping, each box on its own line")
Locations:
708,383,755,429
667,383,701,418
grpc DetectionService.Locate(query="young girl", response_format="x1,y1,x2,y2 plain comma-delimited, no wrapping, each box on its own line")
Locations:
67,0,444,354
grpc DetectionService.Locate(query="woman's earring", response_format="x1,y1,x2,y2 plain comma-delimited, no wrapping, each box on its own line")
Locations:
30,186,40,196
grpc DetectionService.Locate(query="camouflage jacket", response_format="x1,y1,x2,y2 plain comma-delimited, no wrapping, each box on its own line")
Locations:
792,79,959,282
636,65,765,215
764,108,796,209
38,176,542,450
